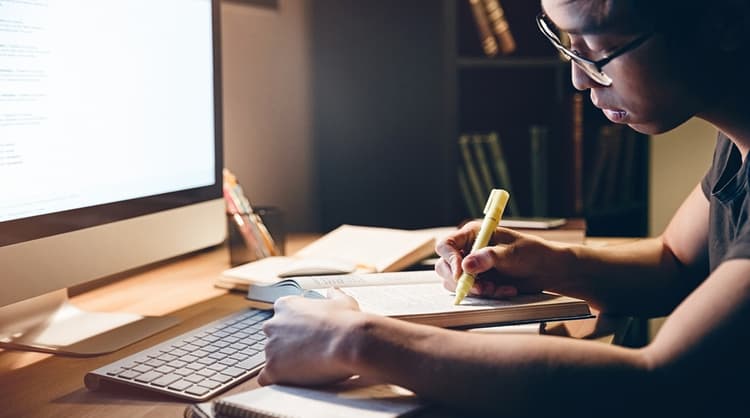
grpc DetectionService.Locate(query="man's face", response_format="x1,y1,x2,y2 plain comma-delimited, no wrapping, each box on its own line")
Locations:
541,0,703,134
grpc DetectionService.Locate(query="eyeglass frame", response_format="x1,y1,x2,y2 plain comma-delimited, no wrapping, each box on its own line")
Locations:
536,12,654,86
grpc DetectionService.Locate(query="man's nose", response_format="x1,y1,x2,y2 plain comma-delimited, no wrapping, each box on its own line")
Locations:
570,61,600,91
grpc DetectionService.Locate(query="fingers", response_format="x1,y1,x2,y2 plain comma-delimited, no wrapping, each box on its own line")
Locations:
491,227,524,245
435,221,480,259
326,287,360,310
258,369,272,386
461,247,498,275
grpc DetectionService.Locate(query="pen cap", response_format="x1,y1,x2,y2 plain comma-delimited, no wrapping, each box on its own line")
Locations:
484,189,510,220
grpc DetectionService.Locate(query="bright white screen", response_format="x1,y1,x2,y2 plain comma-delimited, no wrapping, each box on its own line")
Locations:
0,0,215,222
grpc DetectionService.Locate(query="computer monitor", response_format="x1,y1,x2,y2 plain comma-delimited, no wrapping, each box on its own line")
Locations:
0,0,225,355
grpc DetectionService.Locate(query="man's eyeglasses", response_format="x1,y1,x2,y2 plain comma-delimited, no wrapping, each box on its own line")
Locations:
536,13,654,86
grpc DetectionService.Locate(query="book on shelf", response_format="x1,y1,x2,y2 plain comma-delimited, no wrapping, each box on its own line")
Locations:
184,377,423,418
458,134,486,217
471,134,496,203
485,132,520,216
467,0,499,57
529,125,549,217
457,167,480,218
482,0,515,54
218,225,437,291
458,133,521,218
246,270,593,329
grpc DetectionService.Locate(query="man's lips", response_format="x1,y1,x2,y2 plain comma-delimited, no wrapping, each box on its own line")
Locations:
602,108,627,122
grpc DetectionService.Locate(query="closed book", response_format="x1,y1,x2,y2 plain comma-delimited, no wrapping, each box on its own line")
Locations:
529,125,549,217
458,134,486,214
482,0,515,54
486,132,520,217
467,0,499,57
246,270,593,329
211,378,423,418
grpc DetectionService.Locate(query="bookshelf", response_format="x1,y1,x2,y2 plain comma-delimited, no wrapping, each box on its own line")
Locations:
310,0,649,236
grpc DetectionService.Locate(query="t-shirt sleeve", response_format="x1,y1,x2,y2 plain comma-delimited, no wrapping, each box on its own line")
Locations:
701,133,729,199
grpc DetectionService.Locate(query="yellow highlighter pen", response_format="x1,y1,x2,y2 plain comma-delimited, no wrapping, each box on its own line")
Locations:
453,189,510,305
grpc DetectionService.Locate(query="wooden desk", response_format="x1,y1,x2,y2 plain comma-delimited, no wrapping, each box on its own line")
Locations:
0,234,625,418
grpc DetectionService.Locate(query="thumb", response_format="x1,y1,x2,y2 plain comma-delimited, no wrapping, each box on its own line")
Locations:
462,247,498,275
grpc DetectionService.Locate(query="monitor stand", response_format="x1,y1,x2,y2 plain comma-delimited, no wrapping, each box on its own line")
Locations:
0,289,179,356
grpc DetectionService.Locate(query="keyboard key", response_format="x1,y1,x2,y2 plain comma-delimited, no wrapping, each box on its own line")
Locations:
219,357,240,367
180,354,199,363
221,367,246,378
198,380,221,390
159,353,178,362
184,374,205,384
152,374,182,387
186,362,204,371
167,359,188,369
132,364,153,374
117,370,140,380
192,349,210,358
229,343,249,351
236,352,265,370
134,371,163,383
154,365,176,374
106,368,126,376
210,373,233,384
171,348,189,357
173,368,193,377
168,380,193,392
144,358,166,368
185,385,210,397
207,363,227,373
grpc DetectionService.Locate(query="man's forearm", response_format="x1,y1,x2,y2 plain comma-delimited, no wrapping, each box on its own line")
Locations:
342,314,651,416
558,237,699,316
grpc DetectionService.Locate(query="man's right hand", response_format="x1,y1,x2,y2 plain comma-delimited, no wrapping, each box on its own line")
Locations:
434,221,579,298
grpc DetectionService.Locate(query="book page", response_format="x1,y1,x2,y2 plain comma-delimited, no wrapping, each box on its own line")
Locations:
294,270,439,290
327,282,565,317
295,225,435,272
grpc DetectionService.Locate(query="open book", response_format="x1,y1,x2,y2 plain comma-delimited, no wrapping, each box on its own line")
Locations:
246,271,593,329
218,225,438,291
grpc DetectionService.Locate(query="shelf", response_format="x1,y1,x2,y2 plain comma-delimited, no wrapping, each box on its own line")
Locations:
457,56,567,69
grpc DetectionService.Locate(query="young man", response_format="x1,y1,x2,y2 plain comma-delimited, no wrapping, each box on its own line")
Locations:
259,1,750,416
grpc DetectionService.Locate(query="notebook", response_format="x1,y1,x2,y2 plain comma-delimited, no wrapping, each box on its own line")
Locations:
246,270,593,329
217,225,438,291
185,377,424,418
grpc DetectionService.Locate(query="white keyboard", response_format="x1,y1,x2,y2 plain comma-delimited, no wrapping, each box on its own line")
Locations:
85,308,272,401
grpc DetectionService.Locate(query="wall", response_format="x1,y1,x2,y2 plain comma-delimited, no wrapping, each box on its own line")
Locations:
648,118,716,236
220,0,317,232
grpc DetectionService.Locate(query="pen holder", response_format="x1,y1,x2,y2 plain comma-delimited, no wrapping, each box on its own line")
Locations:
255,206,285,256
226,206,285,267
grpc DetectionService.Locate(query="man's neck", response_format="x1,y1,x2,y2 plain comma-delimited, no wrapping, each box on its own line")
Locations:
699,84,750,161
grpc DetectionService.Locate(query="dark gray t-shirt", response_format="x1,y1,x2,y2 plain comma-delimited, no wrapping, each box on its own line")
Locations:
701,132,750,272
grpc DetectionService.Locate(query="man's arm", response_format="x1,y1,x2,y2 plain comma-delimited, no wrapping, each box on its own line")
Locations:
556,184,709,315
336,259,749,416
